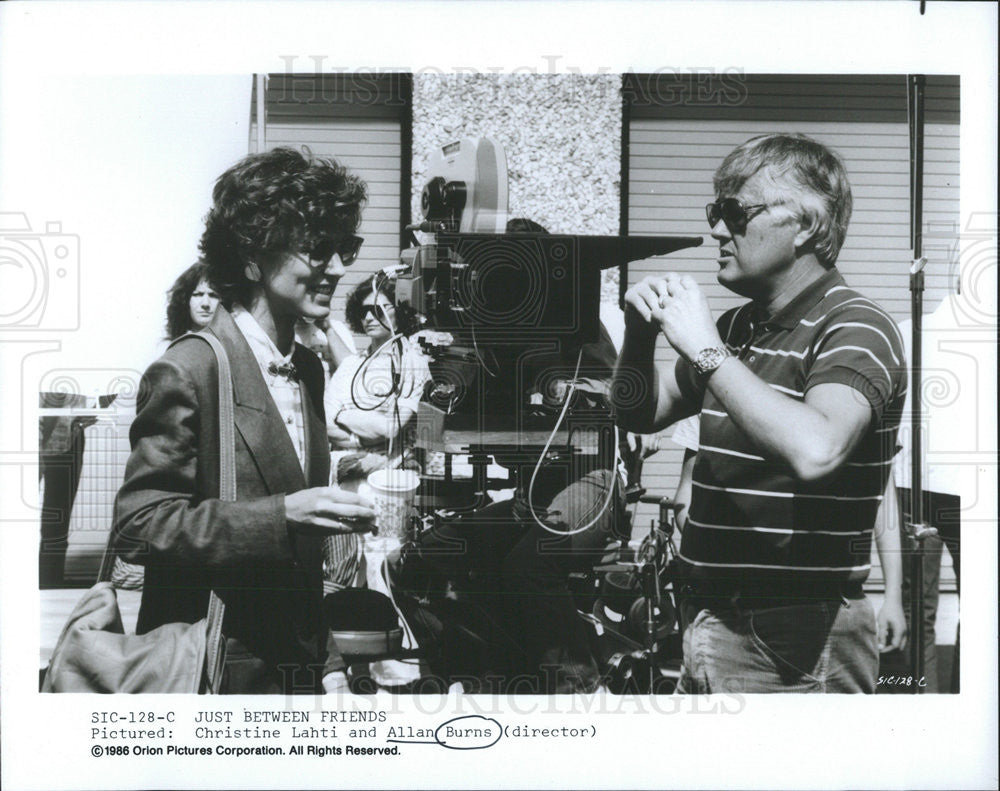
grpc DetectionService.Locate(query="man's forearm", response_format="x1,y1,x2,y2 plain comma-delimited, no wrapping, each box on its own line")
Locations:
704,357,867,481
611,330,660,432
877,529,904,602
613,330,697,433
338,408,405,443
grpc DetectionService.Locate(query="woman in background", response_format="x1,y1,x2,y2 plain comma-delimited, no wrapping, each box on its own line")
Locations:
326,275,429,484
165,260,220,340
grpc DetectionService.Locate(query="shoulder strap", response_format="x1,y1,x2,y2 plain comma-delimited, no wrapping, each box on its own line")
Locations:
191,331,237,501
188,330,234,694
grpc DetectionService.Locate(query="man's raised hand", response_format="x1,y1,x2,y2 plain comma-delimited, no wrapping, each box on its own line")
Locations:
623,275,670,332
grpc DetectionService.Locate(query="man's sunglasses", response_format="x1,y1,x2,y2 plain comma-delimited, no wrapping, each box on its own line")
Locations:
705,198,769,231
306,235,364,266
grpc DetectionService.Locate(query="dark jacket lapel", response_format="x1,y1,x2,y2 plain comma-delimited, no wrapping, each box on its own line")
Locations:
208,308,307,495
292,344,332,488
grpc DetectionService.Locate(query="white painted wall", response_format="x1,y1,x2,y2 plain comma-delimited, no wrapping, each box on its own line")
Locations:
0,76,252,398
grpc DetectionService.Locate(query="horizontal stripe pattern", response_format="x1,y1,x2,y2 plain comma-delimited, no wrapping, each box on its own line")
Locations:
677,551,872,575
681,270,906,582
687,516,870,537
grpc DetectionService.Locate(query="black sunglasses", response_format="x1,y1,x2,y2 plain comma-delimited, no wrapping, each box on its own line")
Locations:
706,198,769,231
360,303,394,320
307,234,364,266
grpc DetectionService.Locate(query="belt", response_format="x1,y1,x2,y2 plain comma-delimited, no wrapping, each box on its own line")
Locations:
680,580,864,612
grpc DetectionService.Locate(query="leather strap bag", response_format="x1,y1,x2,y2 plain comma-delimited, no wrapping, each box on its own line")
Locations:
42,331,234,693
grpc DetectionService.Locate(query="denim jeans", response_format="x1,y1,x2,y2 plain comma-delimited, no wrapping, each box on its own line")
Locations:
676,595,879,694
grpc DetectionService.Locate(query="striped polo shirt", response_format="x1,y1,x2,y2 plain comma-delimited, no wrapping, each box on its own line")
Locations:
676,268,906,584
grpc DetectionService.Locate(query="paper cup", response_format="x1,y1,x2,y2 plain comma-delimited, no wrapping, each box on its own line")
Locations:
365,469,419,542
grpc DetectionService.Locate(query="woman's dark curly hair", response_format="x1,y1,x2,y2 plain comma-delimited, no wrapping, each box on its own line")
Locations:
199,146,367,307
165,260,215,340
344,275,397,335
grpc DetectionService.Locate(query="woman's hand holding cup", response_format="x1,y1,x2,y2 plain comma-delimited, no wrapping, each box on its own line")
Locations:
285,486,375,536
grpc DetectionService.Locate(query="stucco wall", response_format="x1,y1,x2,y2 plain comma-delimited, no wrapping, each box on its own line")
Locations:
412,74,623,301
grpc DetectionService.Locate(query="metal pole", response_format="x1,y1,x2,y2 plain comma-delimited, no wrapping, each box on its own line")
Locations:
907,74,927,693
256,74,267,153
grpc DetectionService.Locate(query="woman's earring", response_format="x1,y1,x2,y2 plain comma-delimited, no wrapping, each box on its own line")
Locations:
244,262,261,282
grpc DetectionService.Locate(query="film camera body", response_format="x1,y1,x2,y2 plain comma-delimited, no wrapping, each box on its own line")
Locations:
394,137,701,431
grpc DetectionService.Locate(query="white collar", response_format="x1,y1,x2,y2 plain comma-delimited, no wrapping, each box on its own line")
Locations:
231,306,294,368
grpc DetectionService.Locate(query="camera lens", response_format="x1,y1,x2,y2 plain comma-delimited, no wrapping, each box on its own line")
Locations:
442,180,467,213
421,177,447,220
421,178,468,224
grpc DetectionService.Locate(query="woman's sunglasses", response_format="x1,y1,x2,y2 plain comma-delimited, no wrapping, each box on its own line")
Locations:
705,198,769,231
360,303,394,320
306,235,364,266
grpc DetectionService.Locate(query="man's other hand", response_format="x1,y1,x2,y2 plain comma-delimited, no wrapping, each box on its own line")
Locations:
877,594,907,653
656,274,723,362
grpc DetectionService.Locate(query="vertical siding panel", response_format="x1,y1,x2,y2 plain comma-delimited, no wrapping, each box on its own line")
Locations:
256,75,406,349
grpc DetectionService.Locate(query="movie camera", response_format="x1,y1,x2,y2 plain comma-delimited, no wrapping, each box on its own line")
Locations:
392,137,703,430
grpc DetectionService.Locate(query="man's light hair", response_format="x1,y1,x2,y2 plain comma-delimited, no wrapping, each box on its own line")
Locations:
713,133,853,268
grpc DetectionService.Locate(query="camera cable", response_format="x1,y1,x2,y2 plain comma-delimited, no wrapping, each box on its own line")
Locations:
526,348,620,537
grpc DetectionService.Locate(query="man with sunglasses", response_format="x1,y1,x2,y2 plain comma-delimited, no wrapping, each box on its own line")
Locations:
612,133,906,693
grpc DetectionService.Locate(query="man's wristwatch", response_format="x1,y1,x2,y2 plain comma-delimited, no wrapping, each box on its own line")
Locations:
691,345,732,377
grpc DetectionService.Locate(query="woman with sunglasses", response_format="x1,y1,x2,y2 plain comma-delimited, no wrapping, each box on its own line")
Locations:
112,147,375,694
326,275,429,484
294,234,366,373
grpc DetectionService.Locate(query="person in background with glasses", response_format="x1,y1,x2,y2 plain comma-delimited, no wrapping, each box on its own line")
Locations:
326,274,429,487
612,133,907,693
113,147,375,694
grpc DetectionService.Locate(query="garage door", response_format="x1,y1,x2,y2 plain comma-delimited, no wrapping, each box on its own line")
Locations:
251,73,410,345
624,75,960,555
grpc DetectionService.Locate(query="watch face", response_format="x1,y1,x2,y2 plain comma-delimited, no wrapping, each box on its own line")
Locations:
695,347,726,374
